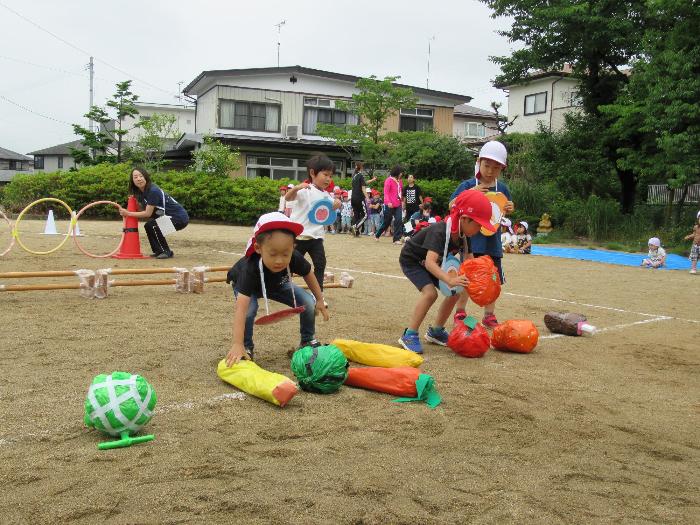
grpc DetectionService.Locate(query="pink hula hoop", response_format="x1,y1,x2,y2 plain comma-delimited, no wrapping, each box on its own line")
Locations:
72,201,126,258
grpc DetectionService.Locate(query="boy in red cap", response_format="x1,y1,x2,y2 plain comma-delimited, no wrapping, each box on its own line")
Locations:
225,212,329,366
398,191,496,354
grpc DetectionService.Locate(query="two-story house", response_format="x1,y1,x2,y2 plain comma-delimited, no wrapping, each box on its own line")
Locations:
452,104,500,143
0,146,33,184
177,65,472,179
495,68,582,134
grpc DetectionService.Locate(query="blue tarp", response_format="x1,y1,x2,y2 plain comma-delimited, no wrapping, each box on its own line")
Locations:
531,245,691,270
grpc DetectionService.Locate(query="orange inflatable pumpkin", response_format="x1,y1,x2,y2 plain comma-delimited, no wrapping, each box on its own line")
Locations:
459,256,501,306
491,320,539,353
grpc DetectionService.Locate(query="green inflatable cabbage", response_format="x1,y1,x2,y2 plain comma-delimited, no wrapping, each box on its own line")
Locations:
84,371,157,450
291,344,348,394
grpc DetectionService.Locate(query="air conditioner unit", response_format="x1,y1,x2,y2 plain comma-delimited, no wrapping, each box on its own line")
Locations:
286,124,302,139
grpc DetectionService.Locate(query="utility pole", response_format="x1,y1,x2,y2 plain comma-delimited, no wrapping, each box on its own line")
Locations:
426,36,436,89
275,20,286,68
87,56,94,131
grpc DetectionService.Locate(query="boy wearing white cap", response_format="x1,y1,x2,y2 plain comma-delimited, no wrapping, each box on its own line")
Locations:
641,237,666,268
225,212,329,366
449,141,514,328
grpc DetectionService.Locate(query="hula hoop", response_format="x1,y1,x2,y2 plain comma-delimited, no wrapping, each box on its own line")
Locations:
0,208,15,257
72,201,126,258
13,198,74,255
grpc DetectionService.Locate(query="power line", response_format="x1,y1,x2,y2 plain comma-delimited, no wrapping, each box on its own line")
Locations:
0,94,73,126
0,1,179,98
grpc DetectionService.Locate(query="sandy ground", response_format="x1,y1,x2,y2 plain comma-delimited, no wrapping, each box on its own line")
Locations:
0,218,698,524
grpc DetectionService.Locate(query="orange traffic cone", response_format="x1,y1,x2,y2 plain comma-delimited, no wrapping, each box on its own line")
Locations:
112,195,149,259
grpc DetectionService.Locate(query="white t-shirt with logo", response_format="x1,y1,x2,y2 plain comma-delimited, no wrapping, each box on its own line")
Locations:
288,185,332,239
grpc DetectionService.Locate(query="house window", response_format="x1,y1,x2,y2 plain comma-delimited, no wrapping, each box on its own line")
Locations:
303,97,333,107
34,156,44,169
399,108,434,131
465,122,486,138
303,108,357,134
9,160,19,170
246,156,344,180
58,156,63,169
218,99,280,132
524,92,547,115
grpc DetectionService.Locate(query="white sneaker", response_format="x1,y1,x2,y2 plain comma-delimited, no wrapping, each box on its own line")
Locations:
691,269,697,274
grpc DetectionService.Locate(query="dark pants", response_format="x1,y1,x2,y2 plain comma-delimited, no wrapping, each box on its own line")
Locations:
144,217,188,256
351,199,368,231
295,238,326,291
375,206,403,242
234,282,317,351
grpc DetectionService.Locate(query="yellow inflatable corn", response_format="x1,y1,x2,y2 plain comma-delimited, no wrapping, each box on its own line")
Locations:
217,359,298,407
330,339,424,368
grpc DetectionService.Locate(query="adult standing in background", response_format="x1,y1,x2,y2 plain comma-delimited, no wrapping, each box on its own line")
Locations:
402,174,423,225
350,162,376,237
375,165,404,244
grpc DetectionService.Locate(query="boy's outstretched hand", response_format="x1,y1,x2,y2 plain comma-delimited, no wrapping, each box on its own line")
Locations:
315,303,330,321
225,342,249,367
448,274,469,288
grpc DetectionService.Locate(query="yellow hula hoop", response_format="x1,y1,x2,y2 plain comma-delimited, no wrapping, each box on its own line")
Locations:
13,198,74,255
0,207,15,257
72,201,126,258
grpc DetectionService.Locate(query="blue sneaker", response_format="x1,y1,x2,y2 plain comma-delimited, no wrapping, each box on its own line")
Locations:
425,326,450,346
399,330,423,354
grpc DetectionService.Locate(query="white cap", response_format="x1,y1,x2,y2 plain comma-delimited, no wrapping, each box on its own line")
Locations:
648,237,661,247
519,221,529,231
500,217,512,227
478,141,507,167
287,183,294,188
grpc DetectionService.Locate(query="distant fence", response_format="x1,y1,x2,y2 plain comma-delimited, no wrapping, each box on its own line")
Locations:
647,184,700,204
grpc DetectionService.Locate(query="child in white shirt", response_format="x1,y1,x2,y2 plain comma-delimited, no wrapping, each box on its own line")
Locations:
641,237,666,268
514,221,532,254
340,192,352,233
500,218,514,253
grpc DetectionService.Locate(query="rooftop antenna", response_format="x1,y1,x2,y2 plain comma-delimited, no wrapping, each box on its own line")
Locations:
176,81,184,103
426,36,436,89
275,20,286,68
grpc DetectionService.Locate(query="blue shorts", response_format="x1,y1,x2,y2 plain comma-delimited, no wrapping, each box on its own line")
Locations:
473,253,505,284
400,261,439,291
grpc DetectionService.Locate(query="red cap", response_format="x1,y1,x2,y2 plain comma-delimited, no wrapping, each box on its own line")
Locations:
279,185,288,191
423,197,433,204
245,212,304,257
449,190,496,233
341,191,349,197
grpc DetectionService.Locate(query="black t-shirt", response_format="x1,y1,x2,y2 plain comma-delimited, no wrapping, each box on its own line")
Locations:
351,171,366,202
227,251,312,297
399,221,470,266
403,184,422,209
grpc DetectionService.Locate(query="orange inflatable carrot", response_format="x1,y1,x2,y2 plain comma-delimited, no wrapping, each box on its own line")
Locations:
345,367,421,397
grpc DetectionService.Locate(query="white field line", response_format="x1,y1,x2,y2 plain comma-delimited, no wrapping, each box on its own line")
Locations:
216,250,698,325
0,392,247,448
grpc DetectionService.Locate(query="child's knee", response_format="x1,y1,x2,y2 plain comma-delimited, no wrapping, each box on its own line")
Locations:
422,286,438,302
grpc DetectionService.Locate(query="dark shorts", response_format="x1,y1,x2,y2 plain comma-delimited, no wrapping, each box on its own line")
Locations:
400,261,439,291
473,253,505,285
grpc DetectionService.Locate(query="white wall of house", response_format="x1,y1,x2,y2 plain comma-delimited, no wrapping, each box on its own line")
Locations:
505,77,581,133
193,72,461,139
453,115,498,140
119,104,195,142
34,154,77,172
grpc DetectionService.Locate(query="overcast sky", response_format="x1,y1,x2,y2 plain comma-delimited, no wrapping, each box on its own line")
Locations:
0,0,514,155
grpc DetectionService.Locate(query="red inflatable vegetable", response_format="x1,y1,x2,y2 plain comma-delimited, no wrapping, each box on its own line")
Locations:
345,367,421,397
447,316,491,358
459,256,501,306
491,320,539,353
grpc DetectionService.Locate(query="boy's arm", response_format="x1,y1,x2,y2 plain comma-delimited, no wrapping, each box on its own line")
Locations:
425,250,469,287
285,182,310,201
303,273,329,321
225,293,251,367
332,198,341,210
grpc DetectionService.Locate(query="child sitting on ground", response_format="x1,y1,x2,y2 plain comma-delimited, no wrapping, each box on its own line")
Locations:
398,191,496,354
225,212,329,366
641,237,666,268
514,221,532,254
684,211,700,274
500,218,514,253
406,201,433,237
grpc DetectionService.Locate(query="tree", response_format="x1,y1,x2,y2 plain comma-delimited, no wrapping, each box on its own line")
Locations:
71,80,140,165
383,131,474,180
490,101,517,135
192,136,241,177
602,0,700,223
481,0,647,212
129,113,180,172
317,76,418,172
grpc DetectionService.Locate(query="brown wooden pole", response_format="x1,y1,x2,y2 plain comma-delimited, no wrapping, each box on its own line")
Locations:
0,266,231,279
